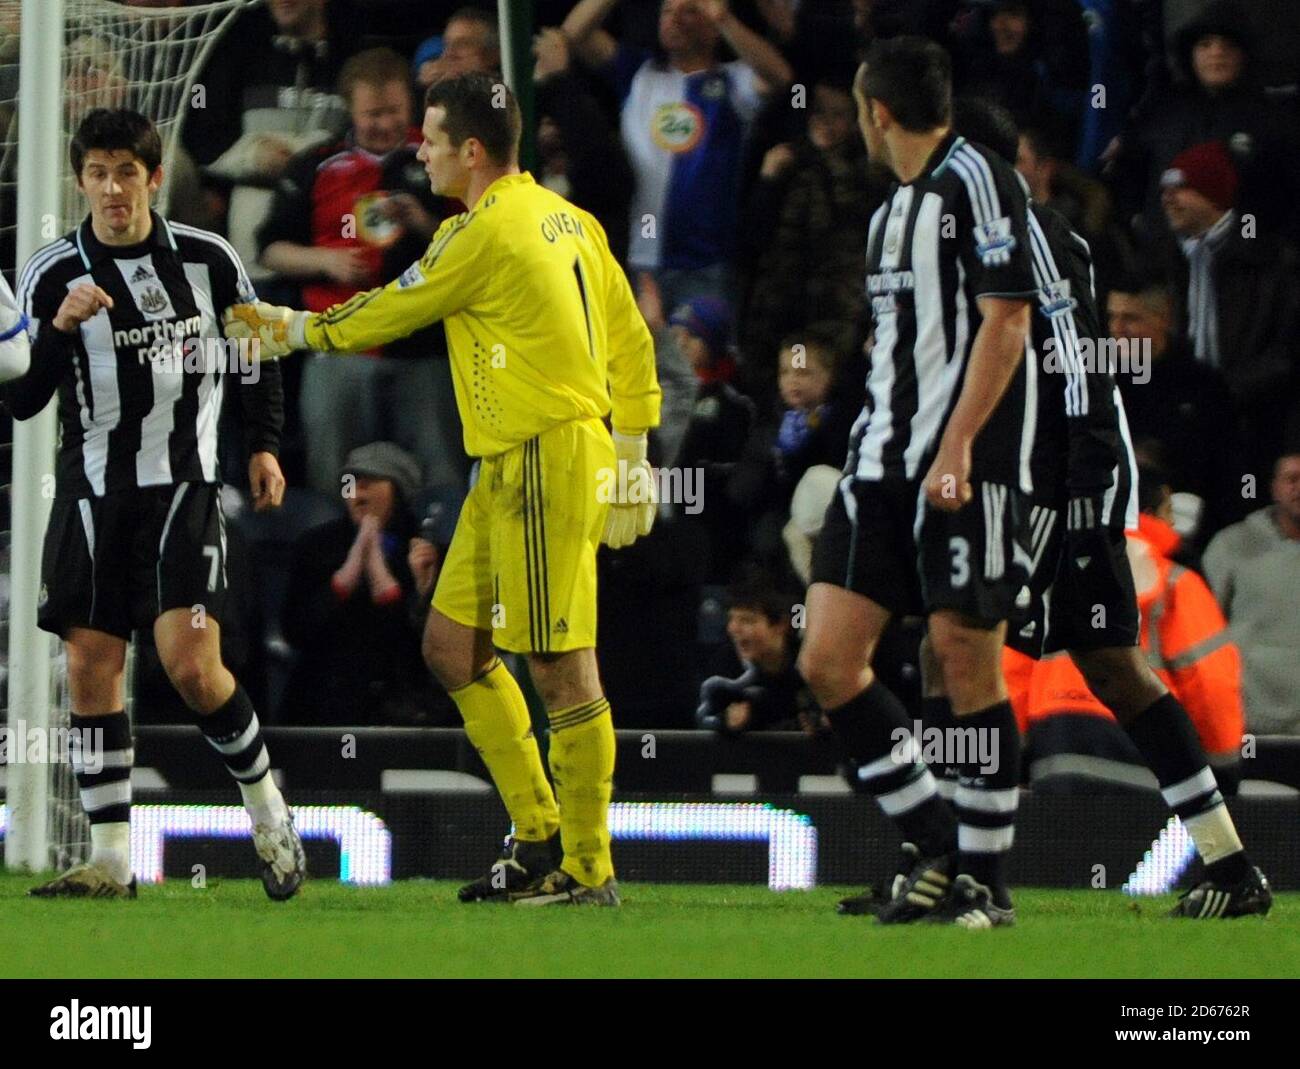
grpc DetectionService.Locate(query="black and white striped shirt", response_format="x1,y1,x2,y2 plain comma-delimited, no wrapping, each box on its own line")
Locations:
1025,198,1137,529
846,133,1038,491
9,212,282,498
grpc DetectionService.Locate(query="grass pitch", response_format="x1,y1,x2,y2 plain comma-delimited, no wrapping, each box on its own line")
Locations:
1,875,1295,979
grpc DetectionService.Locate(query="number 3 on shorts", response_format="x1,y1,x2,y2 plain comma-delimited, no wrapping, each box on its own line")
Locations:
949,536,970,588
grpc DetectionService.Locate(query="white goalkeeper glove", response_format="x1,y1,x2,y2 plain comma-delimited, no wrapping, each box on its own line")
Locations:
222,302,308,359
602,431,657,549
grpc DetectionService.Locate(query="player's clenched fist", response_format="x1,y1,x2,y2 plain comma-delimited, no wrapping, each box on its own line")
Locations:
221,301,307,360
924,436,973,512
248,451,286,512
52,284,114,334
601,431,657,549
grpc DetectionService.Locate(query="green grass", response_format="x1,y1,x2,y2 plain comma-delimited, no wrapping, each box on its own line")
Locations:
1,875,1295,978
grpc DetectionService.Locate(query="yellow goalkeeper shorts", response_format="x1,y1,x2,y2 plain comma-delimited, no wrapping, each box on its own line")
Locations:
432,417,615,654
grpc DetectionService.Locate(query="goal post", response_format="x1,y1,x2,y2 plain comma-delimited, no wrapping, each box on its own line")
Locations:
4,0,63,873
498,0,537,173
3,0,537,873
2,0,255,873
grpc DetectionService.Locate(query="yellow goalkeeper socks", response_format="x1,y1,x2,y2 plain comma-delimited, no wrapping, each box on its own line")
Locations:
547,697,616,887
449,659,559,842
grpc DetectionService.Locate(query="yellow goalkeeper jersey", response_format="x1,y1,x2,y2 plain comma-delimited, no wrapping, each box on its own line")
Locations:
302,171,661,458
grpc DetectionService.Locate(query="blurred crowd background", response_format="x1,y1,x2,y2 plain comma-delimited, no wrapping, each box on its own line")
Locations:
1,1,1297,774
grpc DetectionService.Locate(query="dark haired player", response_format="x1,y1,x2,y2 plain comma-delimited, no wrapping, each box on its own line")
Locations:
799,37,1039,927
946,98,1270,919
6,108,305,899
226,73,661,907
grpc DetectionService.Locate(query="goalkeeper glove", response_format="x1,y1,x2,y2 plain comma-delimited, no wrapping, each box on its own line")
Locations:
222,302,308,359
601,431,656,549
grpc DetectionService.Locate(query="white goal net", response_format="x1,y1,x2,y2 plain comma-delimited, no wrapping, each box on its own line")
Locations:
1,0,254,873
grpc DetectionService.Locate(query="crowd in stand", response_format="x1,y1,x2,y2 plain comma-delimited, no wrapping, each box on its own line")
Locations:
2,1,1298,750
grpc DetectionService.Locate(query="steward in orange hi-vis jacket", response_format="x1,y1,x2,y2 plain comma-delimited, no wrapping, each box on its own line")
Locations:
1005,511,1244,784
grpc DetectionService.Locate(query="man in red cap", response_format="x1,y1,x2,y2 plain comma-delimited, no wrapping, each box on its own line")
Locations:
1161,141,1240,367
1160,140,1300,502
1110,0,1300,244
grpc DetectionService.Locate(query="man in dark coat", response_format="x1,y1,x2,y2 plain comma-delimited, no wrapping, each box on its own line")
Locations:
1156,142,1300,494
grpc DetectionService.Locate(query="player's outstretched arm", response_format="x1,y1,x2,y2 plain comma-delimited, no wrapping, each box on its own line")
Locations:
923,296,1030,511
224,212,490,360
221,300,308,360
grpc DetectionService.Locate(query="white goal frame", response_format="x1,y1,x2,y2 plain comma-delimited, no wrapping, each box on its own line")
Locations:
4,0,253,872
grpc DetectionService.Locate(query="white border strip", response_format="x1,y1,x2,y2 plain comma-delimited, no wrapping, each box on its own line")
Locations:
609,802,818,890
0,804,391,886
1,801,815,890
1122,816,1197,896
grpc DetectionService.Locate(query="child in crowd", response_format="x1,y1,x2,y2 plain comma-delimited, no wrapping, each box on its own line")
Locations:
669,297,756,583
697,571,825,736
774,329,847,486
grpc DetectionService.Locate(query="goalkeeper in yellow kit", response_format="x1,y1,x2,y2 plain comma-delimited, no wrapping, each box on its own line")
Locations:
224,72,660,906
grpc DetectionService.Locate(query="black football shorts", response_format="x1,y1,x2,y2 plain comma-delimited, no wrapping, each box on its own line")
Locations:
38,482,228,639
810,476,1031,626
1007,496,1140,658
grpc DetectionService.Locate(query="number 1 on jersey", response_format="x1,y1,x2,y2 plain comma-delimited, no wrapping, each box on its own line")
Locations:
573,257,595,360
